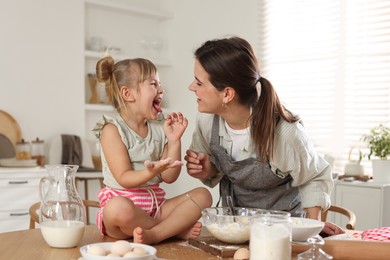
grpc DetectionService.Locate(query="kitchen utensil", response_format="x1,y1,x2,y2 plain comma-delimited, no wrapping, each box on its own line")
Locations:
0,110,22,148
87,74,99,104
89,36,103,51
0,133,15,159
297,236,333,260
15,138,32,160
31,137,45,166
48,135,94,168
291,217,325,242
39,165,86,248
188,236,245,258
202,207,265,244
0,158,37,167
250,210,292,260
226,195,234,215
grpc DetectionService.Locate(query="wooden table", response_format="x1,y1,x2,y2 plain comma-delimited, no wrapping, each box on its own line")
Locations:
0,225,233,260
0,225,389,260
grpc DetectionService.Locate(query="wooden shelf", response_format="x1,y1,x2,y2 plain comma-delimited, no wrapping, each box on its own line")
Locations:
83,0,174,140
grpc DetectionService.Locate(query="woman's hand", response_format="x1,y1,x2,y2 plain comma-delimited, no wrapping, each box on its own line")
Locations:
321,222,345,237
184,149,216,179
304,207,345,237
163,112,188,142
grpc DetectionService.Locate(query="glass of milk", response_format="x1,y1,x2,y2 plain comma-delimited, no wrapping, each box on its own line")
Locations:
250,210,292,260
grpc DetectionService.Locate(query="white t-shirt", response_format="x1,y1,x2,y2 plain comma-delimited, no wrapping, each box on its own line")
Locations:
224,121,250,161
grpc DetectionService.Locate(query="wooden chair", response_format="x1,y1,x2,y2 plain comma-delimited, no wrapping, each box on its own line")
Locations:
321,205,357,230
29,200,100,229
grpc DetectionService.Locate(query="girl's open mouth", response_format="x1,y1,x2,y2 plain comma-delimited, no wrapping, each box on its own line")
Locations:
153,98,162,112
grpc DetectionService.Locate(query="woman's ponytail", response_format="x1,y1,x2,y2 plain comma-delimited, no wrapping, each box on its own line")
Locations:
250,77,300,162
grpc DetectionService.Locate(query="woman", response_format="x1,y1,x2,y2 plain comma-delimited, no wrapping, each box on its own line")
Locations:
184,36,343,236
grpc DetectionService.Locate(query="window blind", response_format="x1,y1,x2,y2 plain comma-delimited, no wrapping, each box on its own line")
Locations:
257,0,390,174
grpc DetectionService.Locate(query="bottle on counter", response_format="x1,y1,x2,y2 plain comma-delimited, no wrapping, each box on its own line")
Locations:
15,139,32,160
31,137,45,166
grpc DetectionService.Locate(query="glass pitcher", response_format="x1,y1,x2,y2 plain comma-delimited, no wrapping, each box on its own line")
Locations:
39,164,86,248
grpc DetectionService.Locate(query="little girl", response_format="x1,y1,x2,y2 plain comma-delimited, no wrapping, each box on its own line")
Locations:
92,56,212,244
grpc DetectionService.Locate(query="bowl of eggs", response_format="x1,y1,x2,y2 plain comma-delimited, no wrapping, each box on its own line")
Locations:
80,240,156,260
202,207,265,244
291,217,325,242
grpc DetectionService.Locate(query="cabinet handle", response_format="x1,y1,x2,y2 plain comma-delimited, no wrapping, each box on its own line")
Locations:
8,181,28,185
10,212,29,216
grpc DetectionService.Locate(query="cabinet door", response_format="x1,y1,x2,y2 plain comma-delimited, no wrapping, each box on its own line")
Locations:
0,177,40,209
335,185,381,230
0,175,41,232
0,206,31,232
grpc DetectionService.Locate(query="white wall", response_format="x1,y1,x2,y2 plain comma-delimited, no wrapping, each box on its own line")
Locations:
0,0,84,148
0,0,259,204
159,0,259,203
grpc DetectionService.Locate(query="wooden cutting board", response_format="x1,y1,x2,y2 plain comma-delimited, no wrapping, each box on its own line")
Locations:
188,235,248,258
0,110,22,148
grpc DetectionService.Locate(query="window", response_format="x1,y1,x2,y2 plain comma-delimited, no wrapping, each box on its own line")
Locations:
257,0,390,174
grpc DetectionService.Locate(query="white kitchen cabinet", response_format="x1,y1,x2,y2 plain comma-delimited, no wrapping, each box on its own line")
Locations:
0,167,102,232
0,168,46,233
333,181,390,230
83,0,174,142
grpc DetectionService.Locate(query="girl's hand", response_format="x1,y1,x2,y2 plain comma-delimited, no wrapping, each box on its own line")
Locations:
163,112,188,142
144,158,183,176
184,149,216,179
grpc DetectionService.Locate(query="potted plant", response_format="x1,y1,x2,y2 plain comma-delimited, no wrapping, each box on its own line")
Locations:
361,124,390,183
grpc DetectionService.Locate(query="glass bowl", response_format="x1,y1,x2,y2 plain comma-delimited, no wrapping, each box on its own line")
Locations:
202,207,265,244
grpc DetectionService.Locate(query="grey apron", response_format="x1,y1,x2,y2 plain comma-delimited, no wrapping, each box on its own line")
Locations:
210,115,303,217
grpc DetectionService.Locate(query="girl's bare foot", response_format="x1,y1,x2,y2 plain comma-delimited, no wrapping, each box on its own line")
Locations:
177,221,203,240
133,222,203,244
133,227,157,245
133,227,145,244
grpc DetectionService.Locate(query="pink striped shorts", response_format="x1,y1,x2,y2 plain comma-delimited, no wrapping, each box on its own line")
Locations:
96,184,166,234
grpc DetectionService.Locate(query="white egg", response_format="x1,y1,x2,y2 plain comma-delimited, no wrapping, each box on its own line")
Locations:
133,246,148,256
110,240,133,256
234,247,250,260
87,244,107,256
123,251,139,257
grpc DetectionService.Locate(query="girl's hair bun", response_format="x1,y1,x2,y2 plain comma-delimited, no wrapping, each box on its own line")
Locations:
96,56,115,83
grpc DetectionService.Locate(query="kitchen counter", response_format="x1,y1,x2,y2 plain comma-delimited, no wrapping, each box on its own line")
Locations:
1,225,390,260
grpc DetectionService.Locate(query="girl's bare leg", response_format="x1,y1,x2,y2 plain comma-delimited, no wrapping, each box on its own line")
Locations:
133,187,212,244
103,196,159,239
